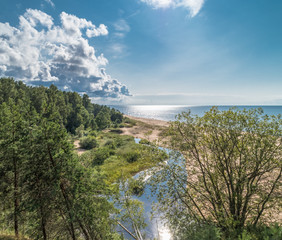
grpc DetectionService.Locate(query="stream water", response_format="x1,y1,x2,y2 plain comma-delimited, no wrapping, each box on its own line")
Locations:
119,139,178,240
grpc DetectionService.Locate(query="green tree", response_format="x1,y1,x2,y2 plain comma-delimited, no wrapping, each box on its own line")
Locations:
0,101,28,238
152,107,282,238
95,107,111,130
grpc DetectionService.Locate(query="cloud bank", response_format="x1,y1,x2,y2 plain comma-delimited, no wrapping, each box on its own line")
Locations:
0,9,130,98
140,0,205,17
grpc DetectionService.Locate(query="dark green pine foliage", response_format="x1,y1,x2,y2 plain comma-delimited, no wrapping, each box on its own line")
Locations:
0,78,123,134
0,78,121,239
0,99,30,238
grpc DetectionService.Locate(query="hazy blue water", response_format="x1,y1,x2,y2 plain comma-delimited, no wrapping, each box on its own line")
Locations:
110,105,282,121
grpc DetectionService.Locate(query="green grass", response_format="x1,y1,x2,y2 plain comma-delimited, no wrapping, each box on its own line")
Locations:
78,132,168,184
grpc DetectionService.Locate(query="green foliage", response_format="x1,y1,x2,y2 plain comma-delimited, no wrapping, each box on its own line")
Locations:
0,78,122,239
79,132,168,184
0,78,123,134
123,117,137,127
116,179,147,239
139,139,151,145
92,147,113,165
103,139,117,149
95,106,111,130
0,235,29,240
110,109,123,123
75,124,86,138
236,224,282,240
151,107,282,239
172,221,222,240
79,136,99,149
110,128,123,134
128,179,145,197
125,151,141,163
88,130,97,137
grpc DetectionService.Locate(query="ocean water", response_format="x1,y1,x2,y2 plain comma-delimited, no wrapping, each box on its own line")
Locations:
110,105,282,121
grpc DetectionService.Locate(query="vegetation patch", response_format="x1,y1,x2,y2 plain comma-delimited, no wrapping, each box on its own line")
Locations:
79,132,168,184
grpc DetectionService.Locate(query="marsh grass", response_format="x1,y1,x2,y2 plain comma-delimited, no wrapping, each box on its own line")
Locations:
78,131,168,184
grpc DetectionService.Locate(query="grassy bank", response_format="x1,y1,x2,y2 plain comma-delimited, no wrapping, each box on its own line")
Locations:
77,130,168,184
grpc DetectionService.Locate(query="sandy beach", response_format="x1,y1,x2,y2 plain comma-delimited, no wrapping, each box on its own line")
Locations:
121,115,170,142
74,115,170,155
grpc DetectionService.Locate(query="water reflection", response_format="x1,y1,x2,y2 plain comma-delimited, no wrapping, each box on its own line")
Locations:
110,105,282,121
127,138,173,240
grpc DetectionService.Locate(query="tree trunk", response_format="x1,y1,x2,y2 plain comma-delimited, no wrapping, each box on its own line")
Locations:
13,156,19,238
40,204,47,240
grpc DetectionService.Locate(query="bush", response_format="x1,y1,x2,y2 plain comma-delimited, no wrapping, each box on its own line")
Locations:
88,130,97,137
114,135,135,147
238,224,282,240
75,124,86,138
128,179,145,197
92,147,114,165
123,117,137,127
174,221,221,240
109,128,123,134
79,136,98,150
139,139,150,145
103,139,116,149
125,151,140,163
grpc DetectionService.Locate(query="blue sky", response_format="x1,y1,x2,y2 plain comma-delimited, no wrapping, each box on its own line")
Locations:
0,0,282,105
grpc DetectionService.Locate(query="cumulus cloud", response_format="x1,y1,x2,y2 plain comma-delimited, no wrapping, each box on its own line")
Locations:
140,0,205,17
0,9,130,99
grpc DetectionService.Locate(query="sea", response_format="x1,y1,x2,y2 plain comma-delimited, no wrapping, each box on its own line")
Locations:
109,105,282,121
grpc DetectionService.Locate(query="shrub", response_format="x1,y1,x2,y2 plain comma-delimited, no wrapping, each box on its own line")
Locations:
173,221,221,240
79,136,98,150
75,124,86,138
103,139,116,149
109,128,123,134
123,117,137,127
114,135,135,147
92,147,114,165
139,139,150,145
88,130,97,137
239,224,282,240
128,179,145,197
125,151,140,163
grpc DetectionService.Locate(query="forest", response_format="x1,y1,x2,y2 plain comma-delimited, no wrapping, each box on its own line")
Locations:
0,78,167,240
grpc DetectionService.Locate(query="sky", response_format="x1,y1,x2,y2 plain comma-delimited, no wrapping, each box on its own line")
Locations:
0,0,282,105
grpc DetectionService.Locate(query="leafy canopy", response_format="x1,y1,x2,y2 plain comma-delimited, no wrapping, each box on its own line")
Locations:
151,107,282,238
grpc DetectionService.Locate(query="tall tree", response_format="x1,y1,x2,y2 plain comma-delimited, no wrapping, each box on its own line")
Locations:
152,107,282,238
0,101,28,237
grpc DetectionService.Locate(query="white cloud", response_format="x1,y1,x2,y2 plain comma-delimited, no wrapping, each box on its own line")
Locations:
114,19,130,32
140,0,205,17
24,8,54,29
45,0,55,8
0,9,130,99
113,19,130,40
